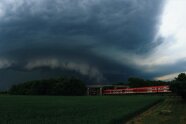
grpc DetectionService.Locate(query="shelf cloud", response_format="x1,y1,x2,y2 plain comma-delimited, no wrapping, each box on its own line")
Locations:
0,0,185,89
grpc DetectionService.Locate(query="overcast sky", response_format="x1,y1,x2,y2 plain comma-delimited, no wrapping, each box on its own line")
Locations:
0,0,186,89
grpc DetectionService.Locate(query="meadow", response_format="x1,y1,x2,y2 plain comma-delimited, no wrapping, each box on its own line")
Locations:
0,95,163,124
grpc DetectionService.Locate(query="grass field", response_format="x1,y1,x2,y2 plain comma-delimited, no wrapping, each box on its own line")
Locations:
0,95,163,124
127,97,186,124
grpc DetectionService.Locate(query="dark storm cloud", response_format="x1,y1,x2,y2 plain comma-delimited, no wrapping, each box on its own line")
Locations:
0,0,165,89
0,0,163,51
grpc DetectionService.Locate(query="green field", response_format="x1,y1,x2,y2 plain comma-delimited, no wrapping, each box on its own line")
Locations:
0,95,163,124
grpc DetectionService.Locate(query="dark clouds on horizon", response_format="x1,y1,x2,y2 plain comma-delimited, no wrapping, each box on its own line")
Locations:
0,0,175,89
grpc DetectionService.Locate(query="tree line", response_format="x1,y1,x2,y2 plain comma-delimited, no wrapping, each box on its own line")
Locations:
9,77,86,96
127,77,170,88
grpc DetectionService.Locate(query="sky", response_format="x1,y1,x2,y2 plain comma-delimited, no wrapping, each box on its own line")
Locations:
0,0,186,89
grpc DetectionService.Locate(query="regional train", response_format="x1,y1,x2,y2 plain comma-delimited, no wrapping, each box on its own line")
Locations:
102,85,171,95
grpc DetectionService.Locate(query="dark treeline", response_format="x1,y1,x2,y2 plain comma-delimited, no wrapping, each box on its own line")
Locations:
9,77,86,96
0,91,8,95
127,77,170,88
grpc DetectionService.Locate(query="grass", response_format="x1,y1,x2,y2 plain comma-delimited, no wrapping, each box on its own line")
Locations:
127,97,186,124
0,95,163,124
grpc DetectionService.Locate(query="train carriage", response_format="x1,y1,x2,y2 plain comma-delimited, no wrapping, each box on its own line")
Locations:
102,85,171,95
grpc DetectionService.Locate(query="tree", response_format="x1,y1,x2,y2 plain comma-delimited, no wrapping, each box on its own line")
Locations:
175,73,186,81
170,73,186,99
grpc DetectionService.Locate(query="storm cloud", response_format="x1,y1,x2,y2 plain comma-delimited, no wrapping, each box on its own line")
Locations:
1,0,185,89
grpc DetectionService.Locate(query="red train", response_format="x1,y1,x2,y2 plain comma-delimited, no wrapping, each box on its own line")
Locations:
103,85,171,95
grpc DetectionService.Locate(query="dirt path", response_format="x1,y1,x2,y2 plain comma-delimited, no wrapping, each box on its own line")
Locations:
126,101,162,124
126,97,186,124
